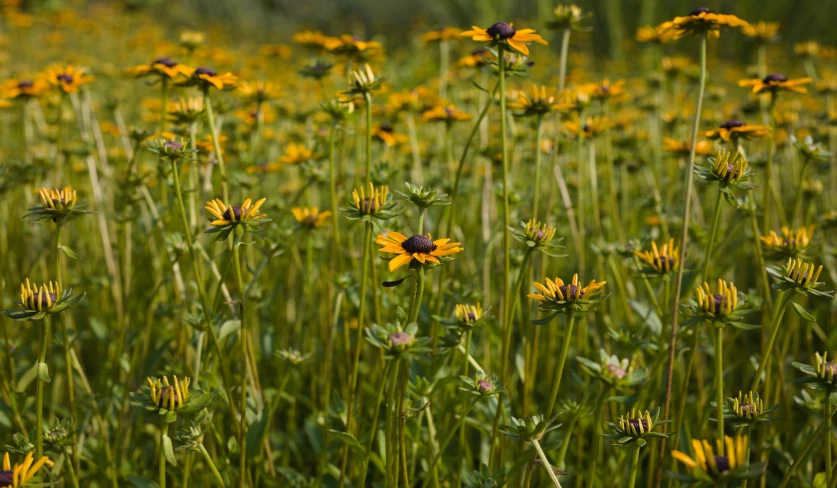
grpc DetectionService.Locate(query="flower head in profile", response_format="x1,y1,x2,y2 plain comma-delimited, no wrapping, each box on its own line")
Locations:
146,135,196,162
461,22,547,56
563,115,611,138
636,24,677,44
684,280,754,329
42,64,94,93
460,373,502,397
371,124,408,147
663,137,713,157
130,375,213,418
508,85,572,117
723,391,778,428
760,226,815,260
365,310,431,360
529,273,607,320
324,35,384,63
581,78,626,101
792,352,837,390
204,197,268,241
3,279,85,321
456,48,494,70
1,451,53,487
793,135,831,163
605,407,670,447
510,219,565,257
293,30,331,50
292,207,331,230
694,149,756,206
421,27,463,42
376,231,463,272
179,30,205,53
168,97,205,125
178,67,238,91
670,436,764,484
738,73,812,95
794,41,819,58
765,258,831,297
421,104,472,124
300,59,335,80
741,21,779,44
238,81,279,105
126,57,194,81
279,143,320,165
342,64,385,98
704,120,770,143
635,238,680,275
1,78,47,99
344,182,399,221
546,4,591,32
25,186,91,223
435,302,490,334
658,7,749,40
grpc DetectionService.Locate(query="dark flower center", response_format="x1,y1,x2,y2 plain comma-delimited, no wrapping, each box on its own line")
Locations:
763,73,787,83
712,294,725,313
724,163,740,180
402,235,436,254
559,284,582,300
628,418,649,431
17,80,33,88
824,362,837,376
195,67,217,76
713,455,731,473
582,124,591,132
720,119,746,130
223,206,244,221
163,141,183,151
0,471,13,485
154,57,178,68
379,124,394,133
654,255,676,269
156,385,183,408
361,198,378,212
57,73,74,84
739,403,758,416
35,292,58,308
487,22,516,39
477,379,494,392
388,331,413,346
690,7,713,15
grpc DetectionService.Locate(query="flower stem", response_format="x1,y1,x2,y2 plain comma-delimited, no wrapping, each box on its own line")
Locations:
777,406,837,488
62,445,80,488
533,114,544,219
546,310,576,419
160,422,169,488
328,122,343,273
358,359,392,485
203,89,229,203
791,159,811,227
586,384,608,487
558,29,571,92
531,438,562,488
364,92,373,181
828,388,833,486
628,443,641,488
700,189,724,282
750,291,792,392
420,398,479,488
657,32,707,487
713,324,725,453
199,443,227,487
498,46,512,395
761,93,777,234
35,315,50,459
232,232,248,488
54,220,79,468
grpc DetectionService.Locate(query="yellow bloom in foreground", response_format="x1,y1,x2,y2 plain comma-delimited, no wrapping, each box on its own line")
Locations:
461,22,547,56
738,74,812,95
528,273,606,303
658,7,749,39
671,436,747,479
205,197,267,227
2,451,53,487
376,232,463,271
292,207,331,229
38,186,77,210
42,64,94,93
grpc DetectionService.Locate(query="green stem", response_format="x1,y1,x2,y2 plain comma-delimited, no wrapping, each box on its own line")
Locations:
828,388,833,486
714,325,725,452
558,29,571,92
364,92,372,181
203,89,229,203
199,443,227,487
791,160,811,227
61,445,80,488
761,93,777,234
750,292,792,392
420,398,479,488
533,114,544,219
531,438,562,488
700,189,724,282
328,123,342,273
35,315,50,459
777,407,837,488
628,443,641,488
358,359,392,485
499,47,512,398
546,310,576,419
160,422,168,488
586,384,608,487
232,232,248,488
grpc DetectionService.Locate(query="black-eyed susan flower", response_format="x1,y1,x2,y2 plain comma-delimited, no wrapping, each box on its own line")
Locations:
760,226,815,260
324,35,384,62
1,78,47,99
291,207,331,229
460,22,547,56
1,451,53,487
683,280,755,330
704,119,771,143
178,67,237,91
794,41,819,58
42,64,94,93
545,4,591,32
420,104,472,123
146,135,195,161
663,137,714,156
3,279,85,321
342,63,385,98
529,273,607,320
25,186,90,223
658,7,749,40
577,349,645,389
279,143,320,165
421,27,462,42
792,352,837,390
344,182,398,221
604,407,670,447
179,30,205,53
581,78,626,101
723,391,778,428
376,231,463,272
669,436,763,484
434,302,489,334
168,97,205,125
510,218,565,256
204,197,268,241
508,85,572,117
292,30,331,50
563,115,611,138
370,124,408,147
694,149,756,206
130,375,213,416
738,73,812,95
238,81,279,106
636,24,676,44
635,238,680,275
765,257,831,297
126,57,194,81
455,48,494,70
741,21,780,44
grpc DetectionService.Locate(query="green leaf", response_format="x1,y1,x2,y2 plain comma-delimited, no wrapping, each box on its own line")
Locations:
162,434,177,466
58,245,80,260
328,430,364,453
219,320,241,342
636,438,647,448
37,362,50,383
791,302,816,322
126,475,160,488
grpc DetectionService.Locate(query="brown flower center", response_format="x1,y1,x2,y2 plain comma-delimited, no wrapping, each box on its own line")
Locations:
223,206,244,221
763,73,787,83
57,74,74,84
487,22,516,40
690,7,713,15
402,235,436,254
154,57,178,68
720,119,746,130
195,67,217,76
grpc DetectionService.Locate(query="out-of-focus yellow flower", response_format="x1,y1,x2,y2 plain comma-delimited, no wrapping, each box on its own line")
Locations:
741,21,779,43
738,74,812,95
2,451,53,487
421,27,462,42
662,137,714,156
658,7,749,40
42,64,94,93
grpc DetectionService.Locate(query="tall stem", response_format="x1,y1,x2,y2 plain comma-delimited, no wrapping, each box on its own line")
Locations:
364,92,373,181
657,33,707,487
827,388,833,486
62,446,80,488
750,292,792,392
777,407,837,488
531,438,562,488
586,384,608,487
628,443,641,488
420,398,479,488
499,46,512,385
35,316,50,459
700,189,723,282
533,114,545,219
203,90,229,203
199,443,227,487
232,232,248,488
761,93,777,234
558,29,571,92
545,310,576,419
791,160,811,227
713,325,725,453
159,422,169,488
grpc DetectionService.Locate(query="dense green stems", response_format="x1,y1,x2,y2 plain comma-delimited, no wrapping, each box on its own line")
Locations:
750,291,792,392
159,422,169,488
777,407,837,488
54,220,78,468
587,384,608,487
35,315,50,459
671,326,700,459
761,93,777,234
364,92,373,181
358,359,392,485
498,47,512,395
747,196,774,310
628,443,641,488
546,310,576,419
828,388,833,486
328,123,342,272
713,325,725,453
409,267,426,323
556,387,595,467
397,360,410,487
575,110,585,270
438,39,450,100
203,89,229,203
791,159,811,227
160,78,169,133
62,445,80,488
558,29,571,92
232,232,248,488
531,438,562,488
700,189,724,282
533,114,545,219
338,222,372,488
420,398,479,488
502,249,532,378
657,33,707,487
199,443,227,487
385,360,401,486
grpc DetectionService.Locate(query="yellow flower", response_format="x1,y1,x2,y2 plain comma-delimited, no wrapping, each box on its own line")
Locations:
147,375,190,411
259,44,291,59
461,22,547,56
38,186,77,211
563,116,611,138
205,197,267,227
635,24,676,44
508,85,573,117
580,78,626,100
420,104,472,123
182,67,238,91
238,81,280,105
292,207,331,229
421,27,462,42
279,143,319,164
376,232,463,272
1,78,47,99
738,74,812,95
372,124,408,147
292,30,331,50
455,48,494,69
704,120,771,142
42,64,94,93
662,137,713,156
352,182,389,215
528,273,606,302
794,41,819,58
18,279,61,313
671,436,748,479
658,8,749,39
455,303,484,324
696,279,739,316
126,57,194,80
2,451,53,487
741,21,779,43
760,226,814,256
635,238,680,274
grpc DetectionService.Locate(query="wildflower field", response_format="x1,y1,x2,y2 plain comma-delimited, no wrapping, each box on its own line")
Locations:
3,0,837,486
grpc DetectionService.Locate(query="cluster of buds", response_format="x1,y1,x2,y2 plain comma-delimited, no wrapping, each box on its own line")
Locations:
606,407,670,447
345,182,399,221
635,238,679,275
724,391,777,428
766,258,831,297
760,226,815,259
148,376,190,411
